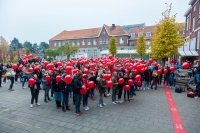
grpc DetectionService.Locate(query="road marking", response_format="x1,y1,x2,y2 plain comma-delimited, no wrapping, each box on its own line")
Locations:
164,86,186,133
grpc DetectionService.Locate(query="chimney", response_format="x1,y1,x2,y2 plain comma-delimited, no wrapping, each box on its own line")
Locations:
112,24,115,30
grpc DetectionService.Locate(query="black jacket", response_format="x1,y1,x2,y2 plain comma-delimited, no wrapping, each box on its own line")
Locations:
144,69,151,81
30,79,41,90
52,79,62,92
89,76,97,85
74,76,83,94
61,80,70,93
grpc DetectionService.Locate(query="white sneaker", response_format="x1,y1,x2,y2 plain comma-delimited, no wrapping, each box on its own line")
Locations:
112,102,116,104
30,104,33,108
194,96,200,100
84,106,87,110
106,94,109,97
86,106,89,110
116,100,120,103
22,87,26,89
143,88,146,90
120,100,123,103
36,103,40,106
99,104,103,107
147,87,150,89
103,103,106,106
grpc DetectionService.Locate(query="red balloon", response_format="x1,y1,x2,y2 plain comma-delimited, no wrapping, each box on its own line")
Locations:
182,62,189,69
57,62,62,66
18,65,23,70
128,79,134,86
137,81,142,86
108,54,113,59
140,68,145,73
164,69,168,74
46,64,52,70
80,85,87,94
28,78,35,87
90,63,95,69
170,67,175,72
56,75,61,83
73,69,79,74
106,80,113,87
157,69,162,75
44,61,48,66
84,69,89,74
29,67,33,72
12,64,17,70
46,75,51,84
88,81,94,89
135,75,141,81
124,85,130,90
65,66,72,74
34,66,40,71
103,74,108,80
149,58,153,64
64,75,72,84
118,78,124,84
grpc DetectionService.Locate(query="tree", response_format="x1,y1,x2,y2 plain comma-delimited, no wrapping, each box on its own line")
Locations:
58,42,79,60
44,48,60,59
150,3,185,66
39,42,49,51
32,43,38,53
23,41,33,52
136,35,146,57
0,36,9,63
108,36,118,56
10,38,23,58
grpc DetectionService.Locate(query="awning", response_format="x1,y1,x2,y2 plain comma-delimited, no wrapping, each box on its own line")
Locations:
184,50,193,56
190,50,199,56
178,51,185,56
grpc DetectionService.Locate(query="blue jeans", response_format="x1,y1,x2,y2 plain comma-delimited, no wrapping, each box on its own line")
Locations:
196,74,200,97
53,91,62,101
0,74,2,86
170,77,175,87
83,93,88,106
74,93,81,112
130,86,134,96
99,93,103,104
22,76,29,87
144,81,149,88
164,75,169,85
91,88,95,96
62,92,69,107
134,82,138,90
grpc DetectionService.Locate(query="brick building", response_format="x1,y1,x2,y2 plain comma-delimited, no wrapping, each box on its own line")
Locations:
182,0,200,61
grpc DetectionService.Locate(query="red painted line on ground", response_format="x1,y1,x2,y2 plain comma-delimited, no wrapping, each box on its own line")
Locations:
164,86,186,133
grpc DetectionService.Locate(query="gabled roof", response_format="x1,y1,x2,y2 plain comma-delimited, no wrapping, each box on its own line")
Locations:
129,25,156,34
50,28,101,41
103,24,129,36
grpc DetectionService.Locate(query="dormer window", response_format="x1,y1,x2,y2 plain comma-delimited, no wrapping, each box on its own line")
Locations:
131,33,136,38
102,30,106,35
146,32,152,37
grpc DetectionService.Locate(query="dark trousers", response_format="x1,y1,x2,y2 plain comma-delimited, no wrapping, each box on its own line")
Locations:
118,88,123,99
151,77,158,89
15,74,18,82
158,75,162,85
30,89,39,104
44,88,50,100
83,93,88,106
9,77,14,89
164,75,169,86
74,93,81,112
112,89,116,102
107,87,110,94
124,90,129,100
0,74,2,86
62,92,69,108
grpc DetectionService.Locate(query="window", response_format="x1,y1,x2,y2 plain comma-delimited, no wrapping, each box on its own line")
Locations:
82,40,85,45
120,38,124,44
146,32,152,37
93,40,97,45
72,40,75,45
106,39,109,44
197,30,200,49
102,30,106,35
58,42,61,47
146,40,151,45
102,39,106,44
62,42,65,46
88,39,91,45
187,14,191,30
199,4,200,18
77,40,80,45
54,42,57,47
130,42,135,46
88,50,91,57
93,50,97,57
99,39,102,44
131,33,136,38
192,17,195,31
182,30,186,35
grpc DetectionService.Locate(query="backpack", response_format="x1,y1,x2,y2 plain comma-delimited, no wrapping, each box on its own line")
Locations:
175,87,182,93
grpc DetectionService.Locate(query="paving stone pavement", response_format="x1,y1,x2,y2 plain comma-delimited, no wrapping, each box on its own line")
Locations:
0,81,200,133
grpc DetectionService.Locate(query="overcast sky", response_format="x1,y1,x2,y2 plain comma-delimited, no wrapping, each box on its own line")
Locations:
0,0,189,45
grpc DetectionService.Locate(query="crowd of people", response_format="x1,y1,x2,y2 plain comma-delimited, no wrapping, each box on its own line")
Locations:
0,55,199,116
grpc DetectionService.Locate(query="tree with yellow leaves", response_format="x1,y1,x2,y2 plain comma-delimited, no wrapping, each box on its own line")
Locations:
150,3,185,66
136,35,146,58
0,36,9,63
